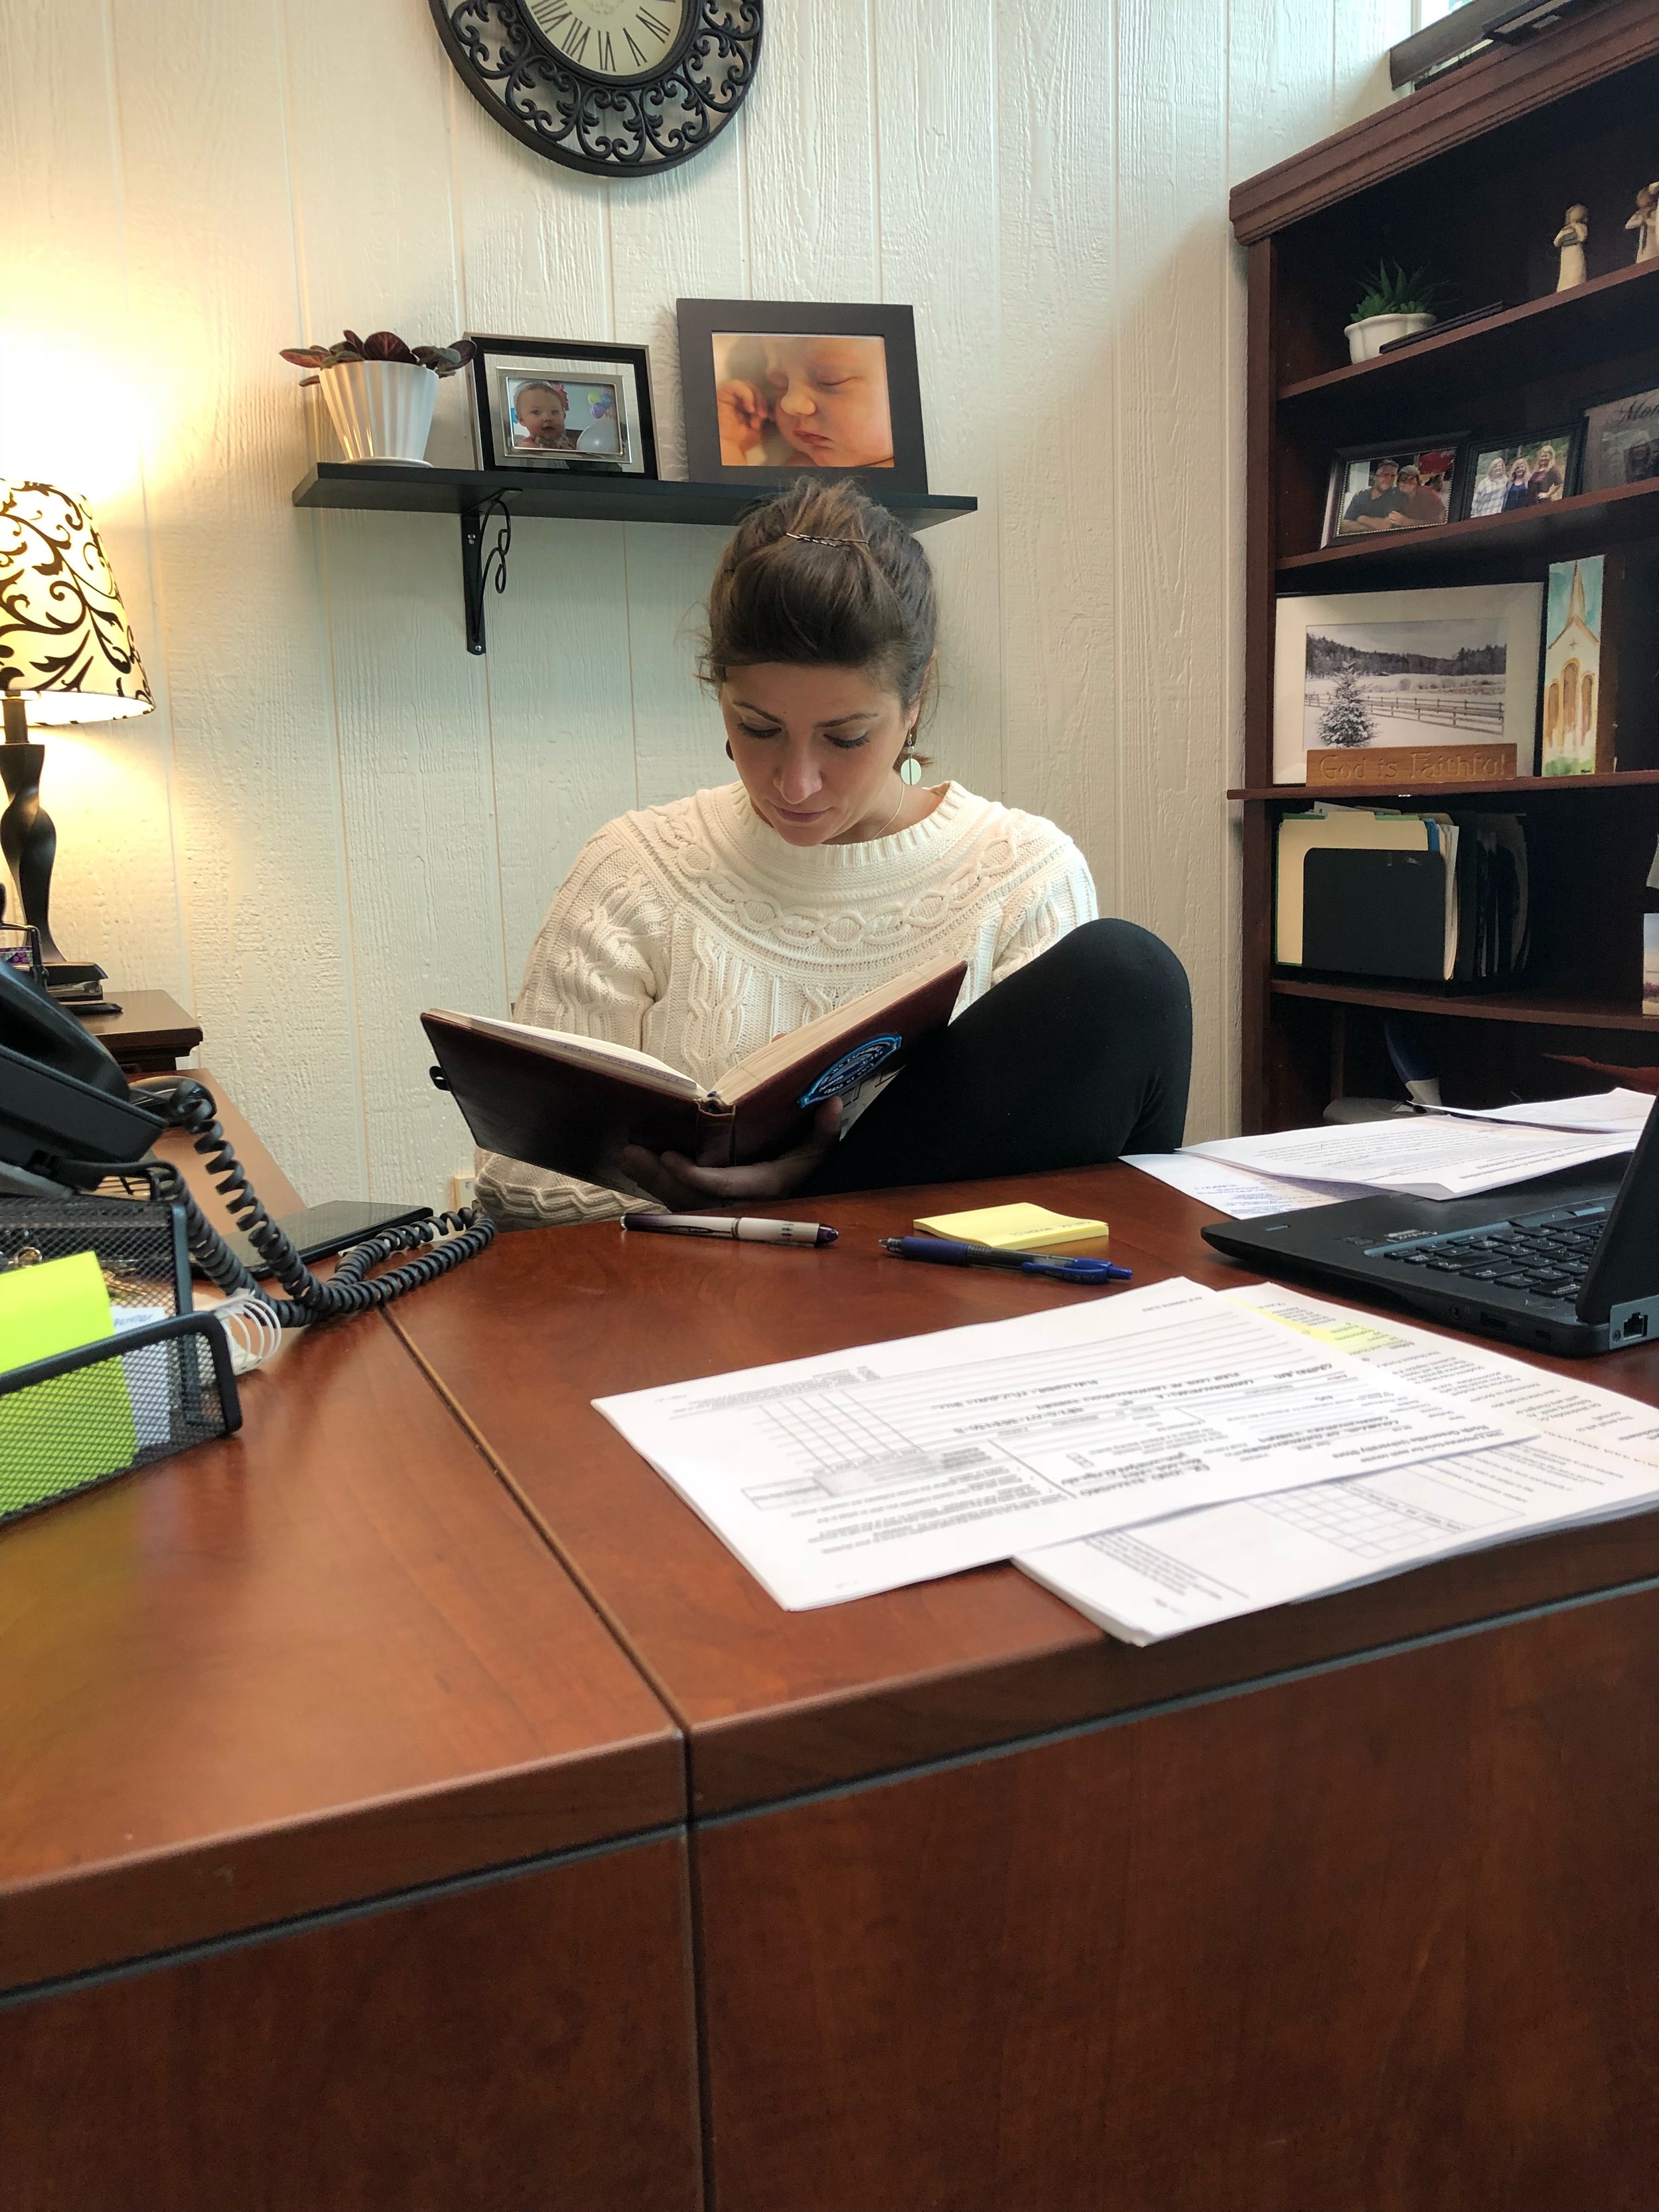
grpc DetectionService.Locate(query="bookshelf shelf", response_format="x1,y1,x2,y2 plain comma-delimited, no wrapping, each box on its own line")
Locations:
1271,979,1659,1036
1233,7,1659,1129
1277,477,1659,584
1276,257,1659,421
1229,772,1659,804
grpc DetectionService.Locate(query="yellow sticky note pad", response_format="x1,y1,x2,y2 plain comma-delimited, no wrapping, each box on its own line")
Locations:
0,1250,139,1512
912,1202,1110,1252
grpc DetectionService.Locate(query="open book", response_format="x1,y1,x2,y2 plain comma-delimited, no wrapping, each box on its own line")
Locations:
423,954,967,1188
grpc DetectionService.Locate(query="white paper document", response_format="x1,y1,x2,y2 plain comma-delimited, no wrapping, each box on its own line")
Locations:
1121,1152,1370,1218
1017,1286,1659,1646
1194,1115,1635,1201
594,1278,1534,1610
1430,1088,1654,1136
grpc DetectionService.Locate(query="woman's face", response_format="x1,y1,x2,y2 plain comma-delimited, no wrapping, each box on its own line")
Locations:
1510,459,1530,482
1536,445,1556,469
762,337,894,469
721,661,918,846
1486,458,1507,481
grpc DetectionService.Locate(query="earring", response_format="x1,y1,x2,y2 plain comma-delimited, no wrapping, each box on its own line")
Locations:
899,736,922,786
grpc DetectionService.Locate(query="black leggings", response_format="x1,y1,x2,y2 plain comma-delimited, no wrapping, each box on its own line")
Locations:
802,919,1192,1197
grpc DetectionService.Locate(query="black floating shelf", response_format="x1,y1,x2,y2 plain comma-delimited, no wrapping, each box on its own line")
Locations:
292,465,978,653
294,463,976,531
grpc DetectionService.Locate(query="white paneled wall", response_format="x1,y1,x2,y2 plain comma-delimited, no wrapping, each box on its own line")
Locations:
0,0,1409,1204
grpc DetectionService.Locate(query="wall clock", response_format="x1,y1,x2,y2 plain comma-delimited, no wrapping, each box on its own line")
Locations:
429,0,762,177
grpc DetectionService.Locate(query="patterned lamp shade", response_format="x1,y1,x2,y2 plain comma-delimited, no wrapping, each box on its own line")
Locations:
0,481,153,723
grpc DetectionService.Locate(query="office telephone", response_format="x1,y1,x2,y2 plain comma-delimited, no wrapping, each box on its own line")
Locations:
0,958,494,1321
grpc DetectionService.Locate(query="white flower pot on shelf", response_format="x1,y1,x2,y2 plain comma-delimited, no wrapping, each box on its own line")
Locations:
318,358,437,464
1344,311,1435,364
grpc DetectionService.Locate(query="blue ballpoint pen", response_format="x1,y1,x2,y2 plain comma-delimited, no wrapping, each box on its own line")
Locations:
878,1234,1131,1286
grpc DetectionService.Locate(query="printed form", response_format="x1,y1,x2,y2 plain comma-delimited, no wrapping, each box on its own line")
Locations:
1192,1116,1635,1199
1017,1285,1659,1645
593,1278,1533,1609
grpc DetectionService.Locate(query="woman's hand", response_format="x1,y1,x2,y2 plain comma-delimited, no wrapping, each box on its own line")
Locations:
717,378,771,465
620,1099,842,1211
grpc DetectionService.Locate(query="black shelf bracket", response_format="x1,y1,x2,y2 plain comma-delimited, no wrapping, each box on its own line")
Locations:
460,494,514,655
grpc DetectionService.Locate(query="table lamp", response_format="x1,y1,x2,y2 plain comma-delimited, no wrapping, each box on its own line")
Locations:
0,480,153,978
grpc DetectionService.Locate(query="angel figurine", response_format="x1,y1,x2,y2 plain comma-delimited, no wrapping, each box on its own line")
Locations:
1627,183,1659,264
1554,204,1589,290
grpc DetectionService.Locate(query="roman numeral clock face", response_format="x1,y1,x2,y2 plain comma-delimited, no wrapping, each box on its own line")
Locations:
427,0,762,176
524,0,684,80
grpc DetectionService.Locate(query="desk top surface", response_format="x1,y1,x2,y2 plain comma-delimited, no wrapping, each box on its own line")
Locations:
0,1310,680,1993
391,1164,1659,1816
76,988,202,1049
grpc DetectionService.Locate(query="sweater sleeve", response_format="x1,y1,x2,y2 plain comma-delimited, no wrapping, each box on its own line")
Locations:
474,828,668,1230
987,831,1099,987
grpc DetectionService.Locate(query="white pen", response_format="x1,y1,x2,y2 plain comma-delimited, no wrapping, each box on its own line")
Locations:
622,1213,837,1247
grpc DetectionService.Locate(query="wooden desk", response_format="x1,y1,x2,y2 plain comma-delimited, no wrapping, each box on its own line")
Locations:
77,988,202,1074
391,1165,1659,2209
0,1315,699,2211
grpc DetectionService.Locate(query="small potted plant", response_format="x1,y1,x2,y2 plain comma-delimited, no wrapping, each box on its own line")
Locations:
1344,263,1443,364
281,329,475,465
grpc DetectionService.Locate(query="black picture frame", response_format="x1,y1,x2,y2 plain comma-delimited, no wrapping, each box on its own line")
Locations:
1321,437,1465,547
1579,378,1659,495
464,334,658,477
1458,423,1581,520
676,299,928,494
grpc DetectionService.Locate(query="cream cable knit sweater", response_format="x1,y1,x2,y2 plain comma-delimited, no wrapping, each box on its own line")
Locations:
477,779,1098,1226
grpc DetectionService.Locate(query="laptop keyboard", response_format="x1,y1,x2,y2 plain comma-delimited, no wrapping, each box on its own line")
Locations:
1370,1204,1610,1306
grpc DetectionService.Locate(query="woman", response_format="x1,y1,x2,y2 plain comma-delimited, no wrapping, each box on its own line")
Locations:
1526,442,1565,503
1502,456,1534,511
477,480,1190,1228
1469,454,1510,519
1395,464,1447,526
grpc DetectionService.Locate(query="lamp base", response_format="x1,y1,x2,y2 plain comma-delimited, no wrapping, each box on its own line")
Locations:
0,715,66,966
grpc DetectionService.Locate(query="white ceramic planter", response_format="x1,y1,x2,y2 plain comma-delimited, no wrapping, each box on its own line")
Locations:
319,358,437,464
1344,311,1435,364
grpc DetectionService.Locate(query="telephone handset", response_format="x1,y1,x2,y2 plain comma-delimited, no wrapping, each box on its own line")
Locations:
0,958,494,1321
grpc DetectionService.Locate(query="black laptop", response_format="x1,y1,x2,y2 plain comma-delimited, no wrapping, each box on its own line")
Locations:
1201,1101,1659,1359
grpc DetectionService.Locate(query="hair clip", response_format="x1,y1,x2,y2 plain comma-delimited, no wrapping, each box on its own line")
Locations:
784,530,858,546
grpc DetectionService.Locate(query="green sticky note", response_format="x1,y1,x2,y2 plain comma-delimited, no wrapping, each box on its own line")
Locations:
0,1251,139,1514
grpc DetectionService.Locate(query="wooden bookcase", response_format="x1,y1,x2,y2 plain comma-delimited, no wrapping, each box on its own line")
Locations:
1229,0,1659,1130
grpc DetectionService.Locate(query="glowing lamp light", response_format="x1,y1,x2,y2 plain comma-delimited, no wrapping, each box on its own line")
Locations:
0,480,153,966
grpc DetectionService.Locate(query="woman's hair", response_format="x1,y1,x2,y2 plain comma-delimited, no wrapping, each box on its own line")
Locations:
700,479,938,712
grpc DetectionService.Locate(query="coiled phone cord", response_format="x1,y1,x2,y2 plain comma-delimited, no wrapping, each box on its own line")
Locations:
137,1075,495,1325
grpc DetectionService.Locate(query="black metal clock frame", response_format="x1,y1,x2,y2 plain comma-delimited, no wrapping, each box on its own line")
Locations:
429,0,761,177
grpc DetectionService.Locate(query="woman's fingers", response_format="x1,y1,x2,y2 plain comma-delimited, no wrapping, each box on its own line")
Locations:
640,1098,845,1207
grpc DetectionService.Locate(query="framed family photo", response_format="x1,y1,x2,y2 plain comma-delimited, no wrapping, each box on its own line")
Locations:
465,334,658,476
1580,381,1659,494
1460,424,1579,518
1273,581,1546,784
1322,441,1461,546
676,300,928,494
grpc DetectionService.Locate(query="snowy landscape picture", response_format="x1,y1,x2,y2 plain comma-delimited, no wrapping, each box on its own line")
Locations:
1273,583,1545,782
1302,618,1508,751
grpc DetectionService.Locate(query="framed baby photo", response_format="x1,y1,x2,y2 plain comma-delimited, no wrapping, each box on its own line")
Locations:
676,299,929,494
1321,439,1463,546
1459,424,1580,518
1579,380,1659,494
465,334,658,476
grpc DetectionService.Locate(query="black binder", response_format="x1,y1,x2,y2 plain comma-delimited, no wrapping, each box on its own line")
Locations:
1301,849,1448,980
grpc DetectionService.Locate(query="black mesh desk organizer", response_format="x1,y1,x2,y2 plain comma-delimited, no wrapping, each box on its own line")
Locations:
0,1194,241,1530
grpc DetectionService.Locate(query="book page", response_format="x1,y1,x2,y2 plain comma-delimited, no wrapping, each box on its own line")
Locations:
437,1013,704,1101
1017,1286,1659,1645
593,1278,1533,1611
